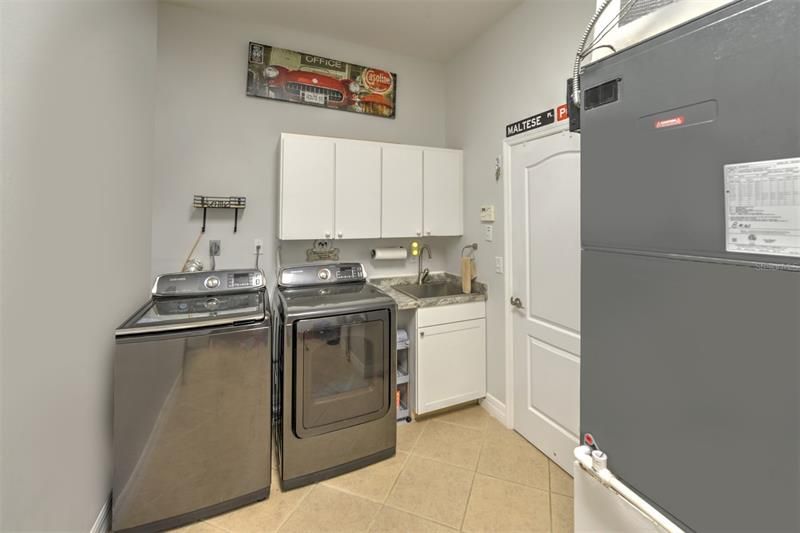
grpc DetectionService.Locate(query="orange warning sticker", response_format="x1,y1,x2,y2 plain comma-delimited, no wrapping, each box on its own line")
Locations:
655,116,685,129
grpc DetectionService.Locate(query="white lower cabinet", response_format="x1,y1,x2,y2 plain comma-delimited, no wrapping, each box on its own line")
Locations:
415,303,486,415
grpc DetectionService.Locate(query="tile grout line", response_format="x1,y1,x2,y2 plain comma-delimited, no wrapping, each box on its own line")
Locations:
460,469,479,533
408,419,430,453
471,470,551,495
367,448,413,531
407,447,479,475
362,501,384,533
458,422,488,532
275,482,317,532
418,410,491,432
364,504,385,532
548,459,554,533
382,450,412,504
392,427,479,532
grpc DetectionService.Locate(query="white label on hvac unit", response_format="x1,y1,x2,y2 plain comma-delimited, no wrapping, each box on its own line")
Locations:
724,157,800,257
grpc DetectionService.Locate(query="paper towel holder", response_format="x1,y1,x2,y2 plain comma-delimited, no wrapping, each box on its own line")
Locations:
371,247,408,260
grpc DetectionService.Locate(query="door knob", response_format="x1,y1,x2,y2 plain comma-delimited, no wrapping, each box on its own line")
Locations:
510,297,524,309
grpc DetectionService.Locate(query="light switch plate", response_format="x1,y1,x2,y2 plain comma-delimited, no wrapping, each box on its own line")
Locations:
480,205,496,222
484,225,493,242
495,256,504,274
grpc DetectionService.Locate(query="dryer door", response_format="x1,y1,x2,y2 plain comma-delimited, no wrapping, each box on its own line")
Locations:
294,309,391,438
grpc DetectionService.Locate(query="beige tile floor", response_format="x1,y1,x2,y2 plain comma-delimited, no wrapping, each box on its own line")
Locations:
174,404,574,533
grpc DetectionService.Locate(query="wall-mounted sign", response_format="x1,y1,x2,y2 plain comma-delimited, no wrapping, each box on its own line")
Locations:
247,42,397,119
506,108,555,137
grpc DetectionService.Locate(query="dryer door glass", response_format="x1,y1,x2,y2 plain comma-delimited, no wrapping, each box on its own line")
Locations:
295,309,390,437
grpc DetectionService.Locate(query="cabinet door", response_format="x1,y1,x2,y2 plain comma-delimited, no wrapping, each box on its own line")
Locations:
423,149,462,236
416,318,486,414
335,140,381,239
280,135,334,240
381,145,423,238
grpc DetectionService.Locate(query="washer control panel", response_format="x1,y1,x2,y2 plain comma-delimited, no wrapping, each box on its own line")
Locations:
278,263,365,287
153,269,264,296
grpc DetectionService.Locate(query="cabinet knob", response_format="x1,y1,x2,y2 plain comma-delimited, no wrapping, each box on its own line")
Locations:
420,331,424,338
426,231,431,235
324,232,331,238
337,232,343,238
416,231,421,236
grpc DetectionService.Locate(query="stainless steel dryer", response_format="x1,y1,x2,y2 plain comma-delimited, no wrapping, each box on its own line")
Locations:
113,269,270,532
274,263,396,490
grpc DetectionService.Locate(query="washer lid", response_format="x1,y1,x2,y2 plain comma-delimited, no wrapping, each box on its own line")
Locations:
117,290,267,336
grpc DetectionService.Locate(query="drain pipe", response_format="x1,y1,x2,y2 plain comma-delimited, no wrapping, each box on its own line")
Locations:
574,445,685,533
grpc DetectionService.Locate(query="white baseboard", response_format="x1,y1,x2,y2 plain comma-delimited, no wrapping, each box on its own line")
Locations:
480,394,509,427
90,496,111,533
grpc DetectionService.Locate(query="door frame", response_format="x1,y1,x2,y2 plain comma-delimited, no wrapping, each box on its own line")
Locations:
501,121,571,429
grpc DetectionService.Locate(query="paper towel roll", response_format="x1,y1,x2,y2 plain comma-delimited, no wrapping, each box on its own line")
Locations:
371,247,407,260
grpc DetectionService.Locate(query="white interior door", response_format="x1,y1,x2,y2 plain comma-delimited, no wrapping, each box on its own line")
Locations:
511,130,581,473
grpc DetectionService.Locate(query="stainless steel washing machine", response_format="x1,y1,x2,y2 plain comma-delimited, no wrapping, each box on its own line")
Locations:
113,269,270,532
273,263,396,490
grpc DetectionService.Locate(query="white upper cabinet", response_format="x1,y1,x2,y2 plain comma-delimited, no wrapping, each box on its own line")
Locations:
381,145,423,238
279,133,462,240
280,135,335,240
335,140,381,239
423,149,463,236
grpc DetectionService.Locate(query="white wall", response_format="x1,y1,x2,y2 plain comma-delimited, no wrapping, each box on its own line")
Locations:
444,0,595,405
154,3,453,283
0,1,157,530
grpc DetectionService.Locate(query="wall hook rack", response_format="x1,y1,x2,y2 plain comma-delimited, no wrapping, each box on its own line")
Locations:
193,195,246,233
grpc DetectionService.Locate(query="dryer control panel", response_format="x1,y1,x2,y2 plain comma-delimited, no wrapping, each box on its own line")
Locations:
278,263,365,287
152,269,264,297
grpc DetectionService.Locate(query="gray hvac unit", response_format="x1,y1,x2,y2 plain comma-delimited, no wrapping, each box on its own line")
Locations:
579,0,800,531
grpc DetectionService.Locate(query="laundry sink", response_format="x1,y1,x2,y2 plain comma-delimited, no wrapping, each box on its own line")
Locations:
393,281,470,300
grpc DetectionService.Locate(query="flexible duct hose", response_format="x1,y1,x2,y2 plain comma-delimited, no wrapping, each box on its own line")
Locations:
572,0,614,107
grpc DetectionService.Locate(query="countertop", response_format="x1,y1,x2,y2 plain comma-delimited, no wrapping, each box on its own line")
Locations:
369,272,487,311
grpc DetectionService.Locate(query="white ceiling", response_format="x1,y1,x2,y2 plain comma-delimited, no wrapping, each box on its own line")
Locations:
166,0,524,62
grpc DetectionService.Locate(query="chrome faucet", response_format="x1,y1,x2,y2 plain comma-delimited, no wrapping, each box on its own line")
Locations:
417,244,432,285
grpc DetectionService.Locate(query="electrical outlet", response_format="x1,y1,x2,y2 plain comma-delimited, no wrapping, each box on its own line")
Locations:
495,256,504,274
484,225,493,242
209,240,221,256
